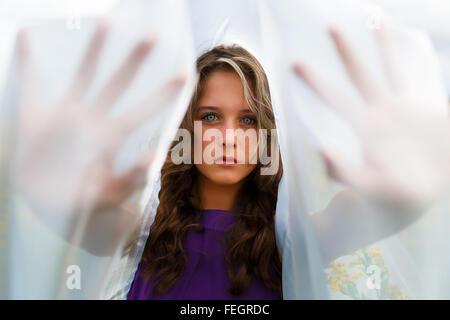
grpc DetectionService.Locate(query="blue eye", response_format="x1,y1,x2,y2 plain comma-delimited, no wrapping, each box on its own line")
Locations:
241,117,256,125
201,113,218,122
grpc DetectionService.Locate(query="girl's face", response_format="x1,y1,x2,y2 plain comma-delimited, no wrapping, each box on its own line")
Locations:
194,70,258,186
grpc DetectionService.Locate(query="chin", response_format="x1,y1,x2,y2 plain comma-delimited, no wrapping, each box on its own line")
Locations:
209,172,245,186
196,164,255,186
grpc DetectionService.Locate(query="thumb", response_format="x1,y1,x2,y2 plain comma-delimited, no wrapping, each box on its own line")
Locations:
321,148,379,195
109,152,154,204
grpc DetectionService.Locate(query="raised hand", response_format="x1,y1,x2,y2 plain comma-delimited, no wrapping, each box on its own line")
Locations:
10,20,186,255
294,23,450,210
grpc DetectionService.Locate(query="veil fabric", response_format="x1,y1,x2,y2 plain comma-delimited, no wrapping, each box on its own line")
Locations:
1,0,450,299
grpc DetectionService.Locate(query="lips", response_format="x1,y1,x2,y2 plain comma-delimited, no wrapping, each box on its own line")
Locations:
221,156,237,165
223,156,236,164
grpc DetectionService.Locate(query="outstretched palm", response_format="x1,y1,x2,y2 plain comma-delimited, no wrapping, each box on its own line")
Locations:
294,23,450,209
11,21,185,253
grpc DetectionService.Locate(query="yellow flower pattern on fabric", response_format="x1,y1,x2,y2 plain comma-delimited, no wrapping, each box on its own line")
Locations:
325,246,408,300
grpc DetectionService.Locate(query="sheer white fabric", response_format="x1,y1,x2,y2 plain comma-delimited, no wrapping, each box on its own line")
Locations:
1,0,450,300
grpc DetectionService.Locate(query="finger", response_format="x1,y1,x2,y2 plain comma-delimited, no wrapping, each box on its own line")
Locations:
329,26,384,104
16,28,41,107
117,73,187,136
293,62,365,126
65,18,109,103
103,152,153,206
374,21,405,92
91,31,157,112
322,149,379,194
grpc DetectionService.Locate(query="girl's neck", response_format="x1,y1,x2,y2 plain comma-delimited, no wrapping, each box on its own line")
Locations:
197,175,243,211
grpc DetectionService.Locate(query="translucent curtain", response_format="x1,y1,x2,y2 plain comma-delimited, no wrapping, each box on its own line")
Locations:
259,0,450,299
2,0,450,300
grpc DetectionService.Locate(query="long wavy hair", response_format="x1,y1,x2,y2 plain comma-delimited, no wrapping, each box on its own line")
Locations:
141,44,284,298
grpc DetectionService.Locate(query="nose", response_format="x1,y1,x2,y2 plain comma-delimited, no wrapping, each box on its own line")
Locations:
222,120,237,151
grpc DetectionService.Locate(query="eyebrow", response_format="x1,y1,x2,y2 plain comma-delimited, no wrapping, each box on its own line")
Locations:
196,106,254,114
196,106,220,112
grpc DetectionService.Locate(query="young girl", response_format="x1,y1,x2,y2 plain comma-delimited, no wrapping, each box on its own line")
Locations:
127,44,284,299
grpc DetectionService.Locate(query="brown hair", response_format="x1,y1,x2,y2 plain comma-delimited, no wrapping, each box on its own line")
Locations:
141,44,283,298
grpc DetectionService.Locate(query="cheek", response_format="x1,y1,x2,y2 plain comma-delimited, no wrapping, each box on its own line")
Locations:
193,131,202,160
237,135,259,164
250,137,260,163
193,129,209,162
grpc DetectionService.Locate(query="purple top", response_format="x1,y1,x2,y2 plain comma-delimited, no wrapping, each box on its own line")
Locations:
127,209,281,300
